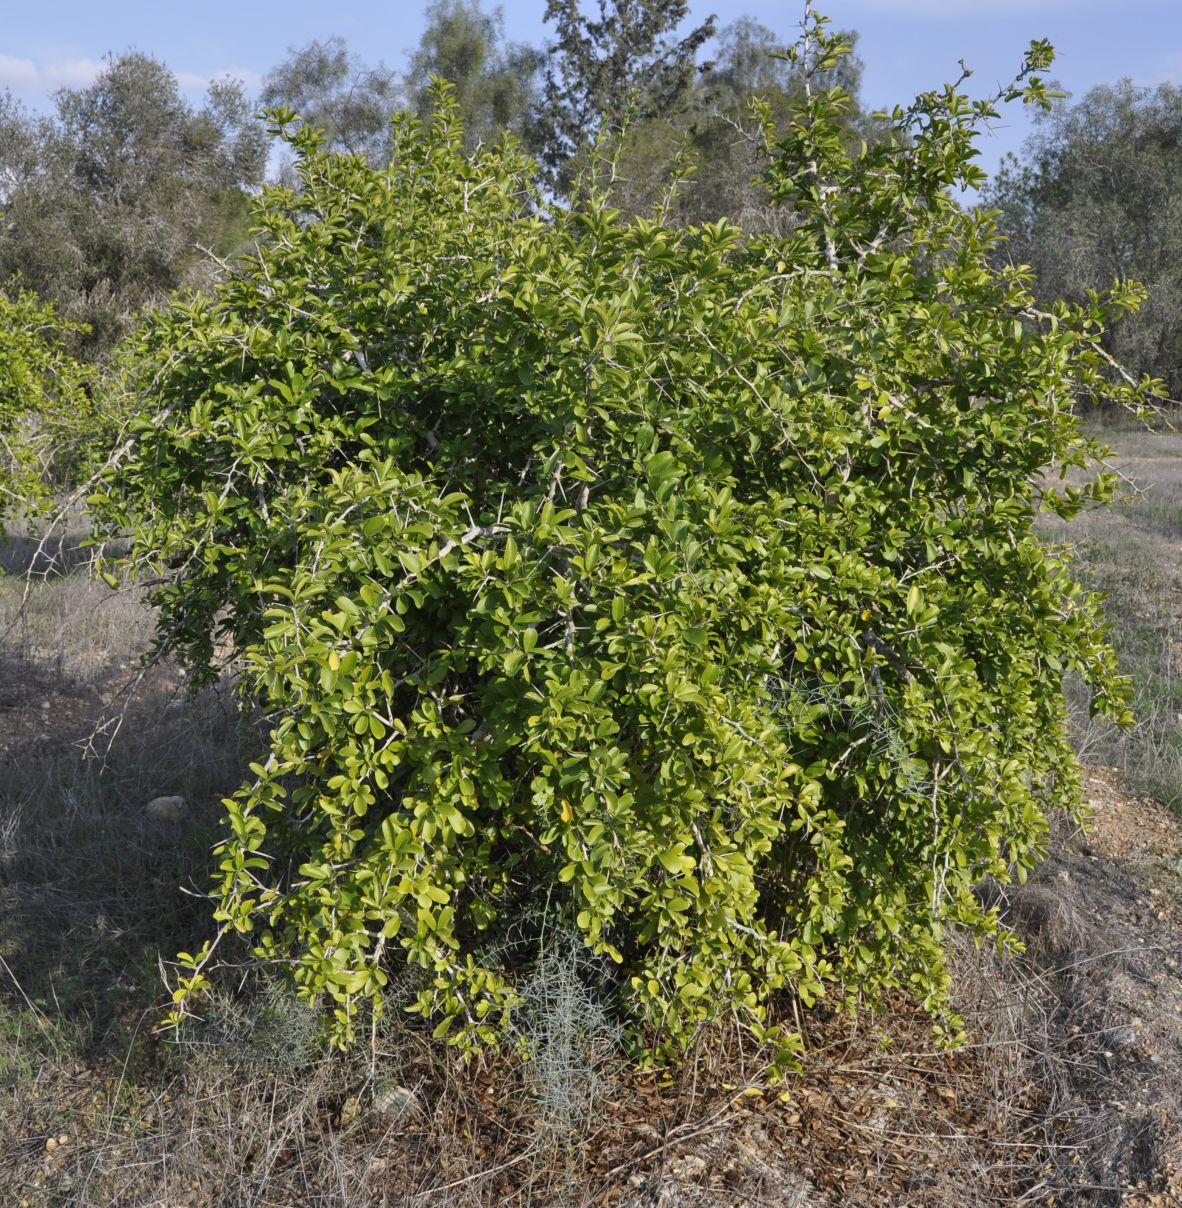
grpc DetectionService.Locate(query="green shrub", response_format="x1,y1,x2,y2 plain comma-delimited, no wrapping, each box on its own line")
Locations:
95,16,1156,1060
0,287,89,534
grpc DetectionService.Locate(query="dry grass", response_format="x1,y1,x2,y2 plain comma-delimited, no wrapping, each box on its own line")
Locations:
0,520,140,693
1043,416,1182,810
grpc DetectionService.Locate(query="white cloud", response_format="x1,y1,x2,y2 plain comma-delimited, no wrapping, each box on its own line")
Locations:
44,58,104,89
0,54,41,92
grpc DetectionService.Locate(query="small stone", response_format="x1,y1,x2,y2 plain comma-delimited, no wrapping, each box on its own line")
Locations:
45,1137,57,1152
373,1082,422,1122
145,795,187,821
57,1134,69,1146
671,1154,707,1178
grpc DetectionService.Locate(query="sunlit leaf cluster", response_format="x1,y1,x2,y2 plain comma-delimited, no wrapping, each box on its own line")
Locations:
0,287,89,533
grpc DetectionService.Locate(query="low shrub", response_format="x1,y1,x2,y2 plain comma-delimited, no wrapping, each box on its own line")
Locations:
0,287,90,536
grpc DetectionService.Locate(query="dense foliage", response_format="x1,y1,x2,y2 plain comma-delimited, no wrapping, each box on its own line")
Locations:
985,79,1182,400
96,15,1154,1060
0,288,89,533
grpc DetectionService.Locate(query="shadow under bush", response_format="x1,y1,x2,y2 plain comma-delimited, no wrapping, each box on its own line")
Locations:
0,678,250,1061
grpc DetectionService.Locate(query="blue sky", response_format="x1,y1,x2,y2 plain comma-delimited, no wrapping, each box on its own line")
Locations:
2,0,1180,184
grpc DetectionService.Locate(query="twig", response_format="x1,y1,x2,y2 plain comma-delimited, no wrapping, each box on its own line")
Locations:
601,1111,739,1180
407,1151,530,1199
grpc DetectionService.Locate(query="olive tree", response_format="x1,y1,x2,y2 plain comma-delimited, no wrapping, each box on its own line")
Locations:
985,79,1182,399
260,38,402,167
406,0,542,149
97,14,1153,1062
0,55,266,360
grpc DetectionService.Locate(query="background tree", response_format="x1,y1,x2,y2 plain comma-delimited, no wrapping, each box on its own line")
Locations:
0,93,42,205
260,38,402,166
984,80,1182,399
406,1,542,149
0,55,266,360
575,16,870,231
536,0,716,193
681,17,868,227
